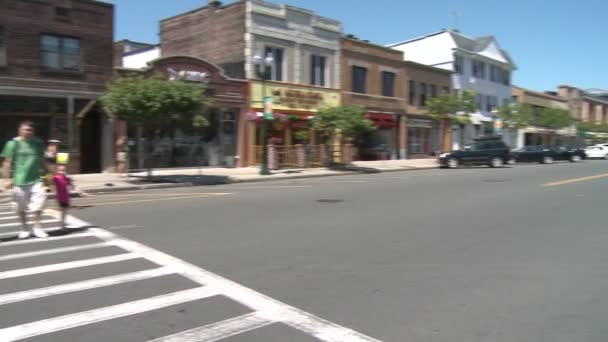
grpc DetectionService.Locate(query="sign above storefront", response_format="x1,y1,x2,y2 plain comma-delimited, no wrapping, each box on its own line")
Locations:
408,118,433,128
250,81,340,113
167,68,208,82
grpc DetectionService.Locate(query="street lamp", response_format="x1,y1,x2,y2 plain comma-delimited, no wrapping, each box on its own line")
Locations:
253,51,274,175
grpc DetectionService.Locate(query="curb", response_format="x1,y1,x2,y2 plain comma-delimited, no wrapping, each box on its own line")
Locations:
78,165,439,195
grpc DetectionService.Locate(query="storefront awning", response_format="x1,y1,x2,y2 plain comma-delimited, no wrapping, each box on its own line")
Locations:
367,112,396,128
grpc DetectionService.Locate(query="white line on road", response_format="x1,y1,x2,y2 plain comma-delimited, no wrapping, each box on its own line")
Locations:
0,232,96,247
0,227,63,239
0,267,175,306
0,214,37,221
91,228,381,342
148,311,276,342
0,219,58,228
0,242,110,262
0,286,219,341
0,253,139,280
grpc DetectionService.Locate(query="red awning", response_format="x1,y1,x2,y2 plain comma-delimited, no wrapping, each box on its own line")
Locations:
367,112,396,128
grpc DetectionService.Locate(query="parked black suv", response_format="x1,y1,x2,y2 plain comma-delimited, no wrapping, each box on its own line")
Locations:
512,145,586,164
439,136,512,169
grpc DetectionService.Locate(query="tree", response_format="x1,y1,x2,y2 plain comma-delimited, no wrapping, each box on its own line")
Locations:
313,105,374,141
498,103,533,129
101,77,210,171
426,90,477,151
536,107,574,130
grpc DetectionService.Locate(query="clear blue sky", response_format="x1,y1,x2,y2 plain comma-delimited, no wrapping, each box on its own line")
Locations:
105,0,607,92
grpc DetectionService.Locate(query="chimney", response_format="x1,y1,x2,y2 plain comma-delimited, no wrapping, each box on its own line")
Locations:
209,0,222,8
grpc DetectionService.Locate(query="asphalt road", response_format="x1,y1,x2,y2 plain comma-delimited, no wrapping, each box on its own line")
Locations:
2,160,608,341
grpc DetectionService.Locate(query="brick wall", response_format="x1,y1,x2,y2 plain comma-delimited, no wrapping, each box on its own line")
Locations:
160,1,246,79
341,38,407,112
403,61,452,115
0,0,114,93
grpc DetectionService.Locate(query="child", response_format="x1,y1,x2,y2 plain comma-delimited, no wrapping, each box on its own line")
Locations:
52,165,73,228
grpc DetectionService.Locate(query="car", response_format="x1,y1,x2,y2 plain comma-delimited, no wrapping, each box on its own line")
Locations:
512,145,585,164
553,146,587,162
439,136,512,169
584,145,608,159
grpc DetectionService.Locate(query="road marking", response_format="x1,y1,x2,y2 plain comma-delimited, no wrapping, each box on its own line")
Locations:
92,228,381,342
0,267,174,306
0,286,219,341
542,172,608,187
232,185,313,189
82,192,229,198
0,253,139,280
0,219,58,228
0,232,96,247
0,215,35,221
148,311,276,342
0,227,63,239
72,193,232,207
0,242,110,261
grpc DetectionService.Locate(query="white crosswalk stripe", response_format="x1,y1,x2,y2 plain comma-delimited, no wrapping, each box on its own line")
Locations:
0,210,381,342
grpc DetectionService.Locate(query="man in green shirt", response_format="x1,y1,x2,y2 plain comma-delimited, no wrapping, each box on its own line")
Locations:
2,121,49,239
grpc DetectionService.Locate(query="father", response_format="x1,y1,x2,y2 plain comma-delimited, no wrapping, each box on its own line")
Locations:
2,121,49,239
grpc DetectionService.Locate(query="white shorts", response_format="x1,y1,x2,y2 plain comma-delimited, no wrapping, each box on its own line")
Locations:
12,182,46,213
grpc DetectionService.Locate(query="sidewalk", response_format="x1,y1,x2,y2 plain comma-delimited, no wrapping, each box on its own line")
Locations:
72,158,439,194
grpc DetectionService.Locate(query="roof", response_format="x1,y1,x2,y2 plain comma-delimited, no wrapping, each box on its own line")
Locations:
512,85,567,102
160,0,244,23
403,61,453,74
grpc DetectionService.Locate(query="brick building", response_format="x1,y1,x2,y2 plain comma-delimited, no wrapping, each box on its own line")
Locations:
160,0,342,167
341,37,452,160
0,0,115,173
340,37,406,160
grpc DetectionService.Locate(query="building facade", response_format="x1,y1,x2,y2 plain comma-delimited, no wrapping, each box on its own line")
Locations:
340,37,405,160
160,0,342,167
0,0,115,173
403,61,453,157
512,86,574,147
114,55,248,169
389,29,516,149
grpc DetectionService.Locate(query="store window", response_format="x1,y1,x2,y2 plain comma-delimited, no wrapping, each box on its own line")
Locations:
265,46,283,81
408,127,430,154
352,66,367,94
40,34,80,71
382,71,395,97
310,55,326,86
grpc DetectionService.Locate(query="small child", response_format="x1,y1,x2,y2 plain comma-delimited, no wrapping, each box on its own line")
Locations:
52,165,73,228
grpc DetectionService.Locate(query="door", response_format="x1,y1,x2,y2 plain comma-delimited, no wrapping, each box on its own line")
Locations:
462,141,488,164
80,111,102,173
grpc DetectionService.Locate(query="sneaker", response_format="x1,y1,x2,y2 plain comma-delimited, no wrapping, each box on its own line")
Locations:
32,227,49,238
17,231,31,239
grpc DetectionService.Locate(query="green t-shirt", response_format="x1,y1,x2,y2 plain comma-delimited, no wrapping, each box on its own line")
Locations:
1,137,45,186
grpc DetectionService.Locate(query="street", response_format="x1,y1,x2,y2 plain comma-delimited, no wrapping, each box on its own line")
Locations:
2,160,608,341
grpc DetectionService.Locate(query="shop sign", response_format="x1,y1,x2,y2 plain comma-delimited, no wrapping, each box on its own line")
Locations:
167,68,208,82
263,96,274,120
408,119,433,128
250,81,340,112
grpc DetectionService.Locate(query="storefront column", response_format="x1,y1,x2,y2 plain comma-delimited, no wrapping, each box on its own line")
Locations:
67,96,74,151
247,121,256,166
101,116,114,172
442,119,452,152
399,115,407,159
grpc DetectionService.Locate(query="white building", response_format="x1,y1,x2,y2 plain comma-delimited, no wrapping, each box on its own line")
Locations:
388,29,517,149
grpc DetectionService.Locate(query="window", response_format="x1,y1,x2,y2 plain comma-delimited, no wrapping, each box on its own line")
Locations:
442,86,450,94
382,71,395,97
352,66,367,93
501,69,510,86
486,95,497,112
40,34,80,71
419,83,427,107
408,80,416,105
454,55,463,74
475,94,483,110
265,46,283,81
310,55,326,86
473,60,486,79
0,26,5,66
430,84,437,98
55,7,71,21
